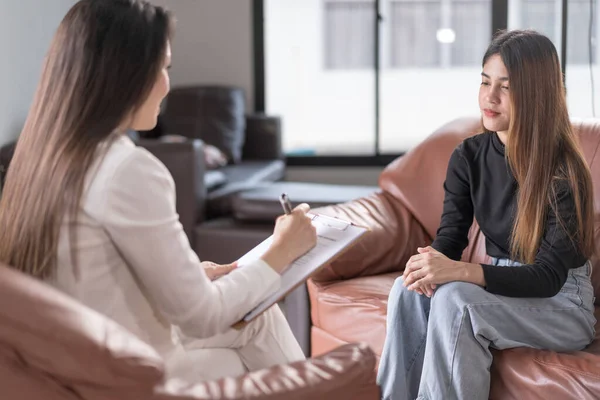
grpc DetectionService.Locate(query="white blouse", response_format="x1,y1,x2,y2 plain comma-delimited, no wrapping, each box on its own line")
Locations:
50,134,280,360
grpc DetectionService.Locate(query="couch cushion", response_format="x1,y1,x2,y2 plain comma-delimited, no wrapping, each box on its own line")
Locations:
204,170,228,191
379,116,482,239
155,343,380,400
163,86,246,164
308,272,402,360
206,160,285,217
0,264,164,393
219,160,285,184
232,182,379,222
312,192,432,282
310,271,600,399
489,307,600,400
0,344,82,400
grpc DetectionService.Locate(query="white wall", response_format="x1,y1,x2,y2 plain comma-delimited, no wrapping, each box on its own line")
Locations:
0,0,76,146
151,0,255,111
0,0,256,142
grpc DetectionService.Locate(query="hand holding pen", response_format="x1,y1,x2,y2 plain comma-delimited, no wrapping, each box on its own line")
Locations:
279,193,293,215
259,193,317,273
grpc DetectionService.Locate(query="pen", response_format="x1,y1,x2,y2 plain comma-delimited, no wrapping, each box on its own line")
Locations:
279,193,293,215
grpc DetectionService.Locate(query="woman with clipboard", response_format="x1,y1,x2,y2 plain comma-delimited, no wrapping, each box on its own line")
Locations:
0,0,317,383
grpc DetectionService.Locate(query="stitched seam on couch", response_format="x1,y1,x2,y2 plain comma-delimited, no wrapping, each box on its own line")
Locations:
533,357,600,379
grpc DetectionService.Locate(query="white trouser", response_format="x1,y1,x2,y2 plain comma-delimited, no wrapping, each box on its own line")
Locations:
165,305,305,382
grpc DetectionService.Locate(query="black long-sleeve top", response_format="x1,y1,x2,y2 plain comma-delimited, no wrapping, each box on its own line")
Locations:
431,132,586,298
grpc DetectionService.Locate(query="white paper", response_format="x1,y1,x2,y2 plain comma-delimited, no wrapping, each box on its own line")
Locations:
236,214,368,322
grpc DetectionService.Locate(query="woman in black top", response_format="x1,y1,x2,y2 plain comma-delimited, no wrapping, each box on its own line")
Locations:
377,30,596,400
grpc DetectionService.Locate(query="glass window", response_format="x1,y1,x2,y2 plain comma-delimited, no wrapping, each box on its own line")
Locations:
324,1,375,69
451,0,492,66
389,1,441,68
509,0,599,118
565,0,599,118
261,0,595,158
567,0,596,65
379,0,492,153
265,0,376,155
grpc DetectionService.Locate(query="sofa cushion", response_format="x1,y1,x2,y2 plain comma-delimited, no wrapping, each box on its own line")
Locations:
163,86,246,164
307,272,402,361
204,170,228,191
219,160,285,184
312,192,432,282
232,182,379,222
310,273,600,399
0,264,164,393
489,306,600,400
206,160,285,217
155,343,380,400
379,116,482,240
0,345,83,400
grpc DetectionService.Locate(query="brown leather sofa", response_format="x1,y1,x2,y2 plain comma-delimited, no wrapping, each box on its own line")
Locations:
306,117,600,399
0,262,379,399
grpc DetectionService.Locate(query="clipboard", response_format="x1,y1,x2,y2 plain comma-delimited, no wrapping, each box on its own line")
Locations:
231,213,369,329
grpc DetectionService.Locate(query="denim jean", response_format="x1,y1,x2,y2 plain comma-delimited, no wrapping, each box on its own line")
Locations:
377,259,596,400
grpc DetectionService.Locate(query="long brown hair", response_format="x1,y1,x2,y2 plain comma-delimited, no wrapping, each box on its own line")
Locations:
483,30,595,263
0,0,174,278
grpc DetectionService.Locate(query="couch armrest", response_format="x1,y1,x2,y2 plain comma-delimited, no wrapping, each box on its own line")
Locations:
311,191,432,282
136,137,206,237
154,343,379,400
243,114,283,160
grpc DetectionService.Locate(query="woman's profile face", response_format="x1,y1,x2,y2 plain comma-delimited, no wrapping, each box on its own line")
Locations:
130,42,172,131
479,54,511,135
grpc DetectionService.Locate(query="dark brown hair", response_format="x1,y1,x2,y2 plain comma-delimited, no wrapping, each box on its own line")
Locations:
483,30,594,263
0,0,174,277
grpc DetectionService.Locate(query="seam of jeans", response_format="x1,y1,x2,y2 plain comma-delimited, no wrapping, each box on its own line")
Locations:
442,297,580,312
558,269,587,307
445,304,469,397
468,301,581,312
574,268,584,307
578,306,597,342
466,302,595,344
406,333,428,373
